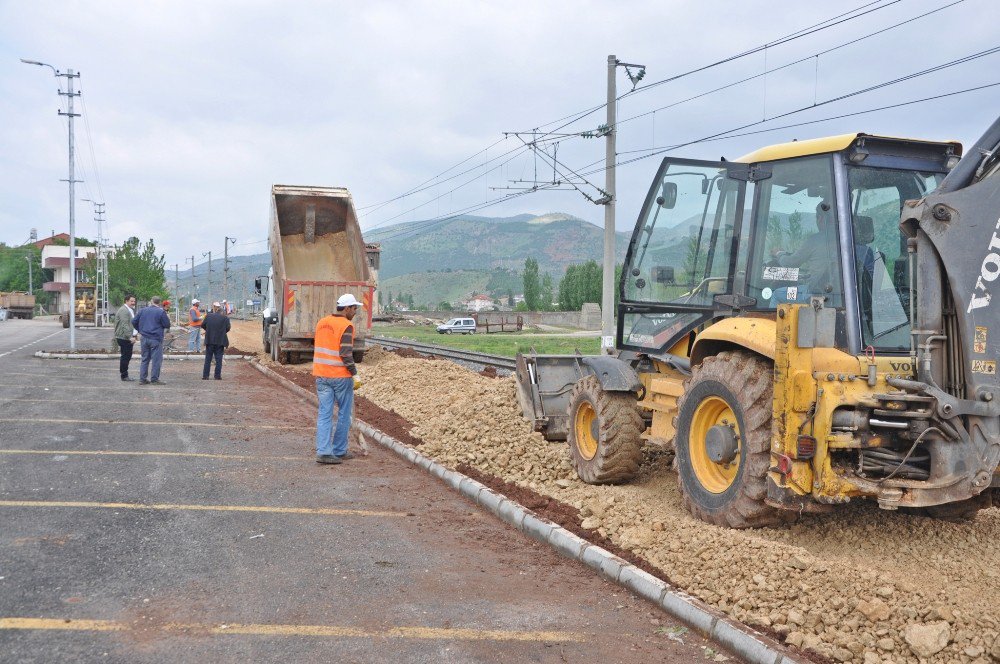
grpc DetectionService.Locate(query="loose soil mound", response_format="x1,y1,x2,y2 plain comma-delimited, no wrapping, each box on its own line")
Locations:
354,350,1000,664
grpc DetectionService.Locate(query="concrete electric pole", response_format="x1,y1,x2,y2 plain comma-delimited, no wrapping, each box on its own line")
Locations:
601,55,645,353
203,251,213,299
173,264,180,325
22,58,81,349
601,54,617,352
25,255,33,293
223,236,236,305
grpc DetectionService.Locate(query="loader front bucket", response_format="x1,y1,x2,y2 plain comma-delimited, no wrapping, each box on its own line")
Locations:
515,352,591,441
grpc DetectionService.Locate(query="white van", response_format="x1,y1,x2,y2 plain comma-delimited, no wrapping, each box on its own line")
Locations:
436,317,477,334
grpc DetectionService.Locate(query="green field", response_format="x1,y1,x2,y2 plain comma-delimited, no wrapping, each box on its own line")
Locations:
373,324,600,357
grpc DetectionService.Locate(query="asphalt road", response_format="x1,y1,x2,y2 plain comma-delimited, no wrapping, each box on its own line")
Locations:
0,319,728,663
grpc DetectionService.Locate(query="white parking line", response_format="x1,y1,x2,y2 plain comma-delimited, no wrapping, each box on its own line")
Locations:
0,330,64,359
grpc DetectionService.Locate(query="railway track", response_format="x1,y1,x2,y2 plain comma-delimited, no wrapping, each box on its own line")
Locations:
370,336,516,373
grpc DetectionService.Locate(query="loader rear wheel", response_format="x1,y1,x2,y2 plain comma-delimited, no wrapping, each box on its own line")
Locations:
567,375,643,484
675,351,793,529
912,492,993,521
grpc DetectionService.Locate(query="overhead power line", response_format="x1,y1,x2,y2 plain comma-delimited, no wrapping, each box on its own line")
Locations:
614,0,967,130
361,1,906,221
381,79,1000,245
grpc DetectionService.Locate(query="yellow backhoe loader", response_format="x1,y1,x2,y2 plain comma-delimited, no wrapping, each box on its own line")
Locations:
517,116,1000,528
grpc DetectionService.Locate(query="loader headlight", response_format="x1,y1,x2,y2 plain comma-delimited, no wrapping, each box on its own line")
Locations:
848,148,869,164
945,155,961,170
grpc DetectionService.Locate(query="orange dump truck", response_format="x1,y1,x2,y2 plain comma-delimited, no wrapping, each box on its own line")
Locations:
258,185,375,364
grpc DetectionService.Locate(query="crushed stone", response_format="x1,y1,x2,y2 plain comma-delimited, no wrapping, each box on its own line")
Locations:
356,350,1000,664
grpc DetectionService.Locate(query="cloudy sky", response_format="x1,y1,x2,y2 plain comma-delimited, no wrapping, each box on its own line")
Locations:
1,0,997,270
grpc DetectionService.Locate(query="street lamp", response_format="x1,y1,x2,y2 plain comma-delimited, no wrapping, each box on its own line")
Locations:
22,57,81,349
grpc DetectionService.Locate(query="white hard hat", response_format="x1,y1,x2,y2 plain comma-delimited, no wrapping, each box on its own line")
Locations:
212,301,221,308
337,293,363,308
191,298,200,304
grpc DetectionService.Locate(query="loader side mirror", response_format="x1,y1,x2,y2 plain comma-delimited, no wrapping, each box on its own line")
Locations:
657,182,678,209
254,278,262,295
652,266,675,284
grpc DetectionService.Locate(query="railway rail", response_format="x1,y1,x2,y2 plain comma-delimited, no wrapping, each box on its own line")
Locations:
370,336,516,373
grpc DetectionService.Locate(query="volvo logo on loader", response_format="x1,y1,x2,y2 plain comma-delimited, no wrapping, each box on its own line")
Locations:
966,219,1000,313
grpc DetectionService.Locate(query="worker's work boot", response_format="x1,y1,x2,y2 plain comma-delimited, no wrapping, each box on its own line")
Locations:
316,455,342,465
335,451,355,461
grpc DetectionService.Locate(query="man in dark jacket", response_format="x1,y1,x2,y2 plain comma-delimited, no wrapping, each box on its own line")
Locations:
201,302,231,380
114,294,137,381
132,296,172,385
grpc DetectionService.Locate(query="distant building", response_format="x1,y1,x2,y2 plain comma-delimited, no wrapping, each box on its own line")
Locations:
32,233,71,249
41,244,96,314
464,294,495,312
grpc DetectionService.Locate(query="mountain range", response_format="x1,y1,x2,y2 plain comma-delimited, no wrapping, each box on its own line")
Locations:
169,213,632,307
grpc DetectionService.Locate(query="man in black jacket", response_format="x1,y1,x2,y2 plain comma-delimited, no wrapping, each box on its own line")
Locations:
201,302,231,380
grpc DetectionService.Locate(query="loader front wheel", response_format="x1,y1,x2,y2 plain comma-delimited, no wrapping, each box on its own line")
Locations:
675,351,792,529
567,375,643,484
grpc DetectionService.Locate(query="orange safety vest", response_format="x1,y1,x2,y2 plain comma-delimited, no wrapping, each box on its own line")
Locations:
189,307,202,327
313,315,353,378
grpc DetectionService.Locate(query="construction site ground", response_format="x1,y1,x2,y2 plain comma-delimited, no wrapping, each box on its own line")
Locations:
0,318,725,663
227,319,1000,664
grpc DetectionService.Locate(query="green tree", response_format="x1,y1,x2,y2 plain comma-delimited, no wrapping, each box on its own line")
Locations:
405,293,415,310
506,289,514,307
522,257,540,310
557,260,602,310
99,236,166,305
540,273,554,311
438,300,454,311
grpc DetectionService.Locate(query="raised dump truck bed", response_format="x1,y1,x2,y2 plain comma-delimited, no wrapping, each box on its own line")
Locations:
262,185,375,364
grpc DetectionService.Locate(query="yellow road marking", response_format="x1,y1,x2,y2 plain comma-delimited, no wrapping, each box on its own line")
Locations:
0,418,309,430
0,617,584,642
0,449,302,462
0,500,405,518
0,398,264,408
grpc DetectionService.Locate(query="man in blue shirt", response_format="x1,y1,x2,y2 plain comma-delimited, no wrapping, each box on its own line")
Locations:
132,296,172,385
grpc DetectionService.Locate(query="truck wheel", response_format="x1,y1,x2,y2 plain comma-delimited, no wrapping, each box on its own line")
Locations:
262,324,272,355
911,492,993,521
567,375,643,484
675,351,792,529
269,328,279,363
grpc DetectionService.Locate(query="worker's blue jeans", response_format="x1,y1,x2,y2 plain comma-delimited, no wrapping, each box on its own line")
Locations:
139,337,164,382
316,377,353,457
188,326,202,352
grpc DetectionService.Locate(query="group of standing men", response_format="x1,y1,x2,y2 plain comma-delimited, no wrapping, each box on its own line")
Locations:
114,295,231,384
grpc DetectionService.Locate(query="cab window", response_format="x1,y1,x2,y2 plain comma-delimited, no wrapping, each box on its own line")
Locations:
624,162,740,306
747,155,843,309
847,166,942,350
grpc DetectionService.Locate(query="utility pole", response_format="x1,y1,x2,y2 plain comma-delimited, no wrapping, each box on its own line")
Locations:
600,55,645,353
601,54,617,353
223,236,236,305
22,59,81,349
25,255,33,293
83,199,108,327
173,264,180,325
203,251,213,300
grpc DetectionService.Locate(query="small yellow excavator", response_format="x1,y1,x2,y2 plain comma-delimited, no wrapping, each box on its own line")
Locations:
517,116,1000,527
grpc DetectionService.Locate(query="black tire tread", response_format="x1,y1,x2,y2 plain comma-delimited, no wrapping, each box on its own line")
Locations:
675,351,793,529
568,375,644,484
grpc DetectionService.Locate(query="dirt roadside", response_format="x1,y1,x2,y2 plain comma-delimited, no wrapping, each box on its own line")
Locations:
231,320,1000,663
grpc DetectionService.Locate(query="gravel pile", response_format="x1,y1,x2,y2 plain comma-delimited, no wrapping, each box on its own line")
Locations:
357,351,1000,664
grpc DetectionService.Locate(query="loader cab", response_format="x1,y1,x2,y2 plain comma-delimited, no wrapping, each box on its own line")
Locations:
618,134,960,358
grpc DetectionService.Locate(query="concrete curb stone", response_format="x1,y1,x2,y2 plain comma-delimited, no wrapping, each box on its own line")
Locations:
251,357,799,664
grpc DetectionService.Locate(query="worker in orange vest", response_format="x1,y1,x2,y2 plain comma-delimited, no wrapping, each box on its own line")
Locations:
187,298,203,352
314,293,362,464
